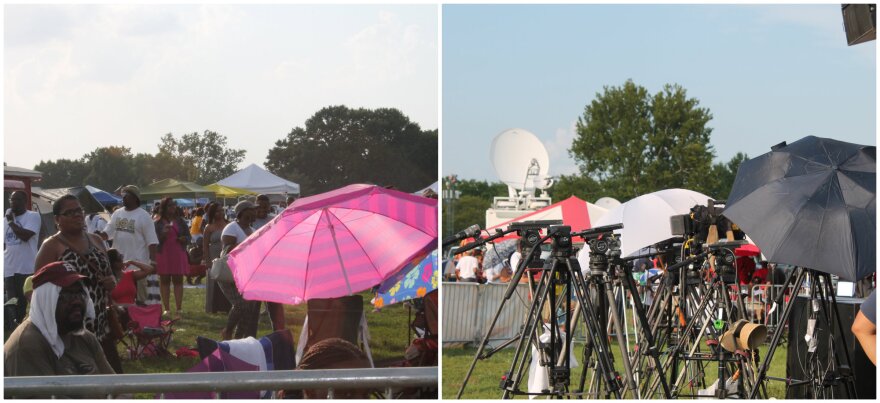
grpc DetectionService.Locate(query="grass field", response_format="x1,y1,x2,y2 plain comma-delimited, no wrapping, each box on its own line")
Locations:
442,341,790,399
6,285,415,398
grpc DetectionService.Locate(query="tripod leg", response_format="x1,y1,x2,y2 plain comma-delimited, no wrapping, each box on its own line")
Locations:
504,269,554,398
570,263,622,399
748,267,808,399
456,259,542,398
604,275,638,396
618,263,672,398
821,272,858,398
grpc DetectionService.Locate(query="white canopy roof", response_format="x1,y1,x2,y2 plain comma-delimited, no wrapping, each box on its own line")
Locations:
216,163,300,195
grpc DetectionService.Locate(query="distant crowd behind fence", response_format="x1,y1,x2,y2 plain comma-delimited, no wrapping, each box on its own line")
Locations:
442,282,531,346
442,280,810,347
4,367,437,399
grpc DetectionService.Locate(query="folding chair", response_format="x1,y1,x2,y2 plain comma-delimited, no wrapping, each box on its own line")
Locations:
125,304,176,359
296,295,374,367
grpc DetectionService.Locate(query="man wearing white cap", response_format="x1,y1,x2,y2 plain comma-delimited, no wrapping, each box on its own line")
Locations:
5,261,115,380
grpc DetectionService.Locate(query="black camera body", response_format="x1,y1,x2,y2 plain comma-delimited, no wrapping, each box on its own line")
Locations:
511,220,560,269
670,200,745,243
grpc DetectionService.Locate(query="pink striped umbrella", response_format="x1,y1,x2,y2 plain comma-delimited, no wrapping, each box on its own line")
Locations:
227,184,438,305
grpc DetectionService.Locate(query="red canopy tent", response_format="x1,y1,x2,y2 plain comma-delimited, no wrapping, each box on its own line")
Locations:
485,196,606,243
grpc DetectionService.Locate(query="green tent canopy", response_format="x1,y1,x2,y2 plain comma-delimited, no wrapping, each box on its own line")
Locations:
140,179,216,200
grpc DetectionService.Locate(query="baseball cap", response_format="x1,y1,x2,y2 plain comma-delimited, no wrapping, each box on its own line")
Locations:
32,261,87,289
120,185,141,201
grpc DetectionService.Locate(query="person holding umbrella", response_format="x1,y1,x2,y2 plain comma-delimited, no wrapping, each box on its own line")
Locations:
218,201,260,340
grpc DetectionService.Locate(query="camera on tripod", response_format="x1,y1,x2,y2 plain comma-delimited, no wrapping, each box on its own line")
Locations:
706,240,747,284
509,220,561,269
670,199,745,244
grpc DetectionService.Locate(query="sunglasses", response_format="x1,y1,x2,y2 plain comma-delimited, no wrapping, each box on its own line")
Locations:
59,207,85,217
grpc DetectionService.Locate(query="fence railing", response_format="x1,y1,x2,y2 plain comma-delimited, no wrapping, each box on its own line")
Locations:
4,367,437,399
441,282,532,346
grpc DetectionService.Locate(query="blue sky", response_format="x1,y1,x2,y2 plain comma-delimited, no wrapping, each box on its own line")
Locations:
442,4,876,182
5,4,438,170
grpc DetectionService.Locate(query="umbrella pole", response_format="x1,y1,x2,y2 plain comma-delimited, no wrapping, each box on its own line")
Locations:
325,212,353,295
747,267,808,399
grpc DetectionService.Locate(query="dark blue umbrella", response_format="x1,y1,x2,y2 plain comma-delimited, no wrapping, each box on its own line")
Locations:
723,136,875,282
85,185,122,206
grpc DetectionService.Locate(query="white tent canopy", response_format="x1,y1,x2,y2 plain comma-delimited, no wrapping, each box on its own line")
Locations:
415,182,439,196
216,163,300,195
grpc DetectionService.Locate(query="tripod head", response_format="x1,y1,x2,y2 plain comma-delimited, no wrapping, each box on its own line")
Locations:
705,240,746,284
572,223,623,276
547,225,574,258
510,220,561,269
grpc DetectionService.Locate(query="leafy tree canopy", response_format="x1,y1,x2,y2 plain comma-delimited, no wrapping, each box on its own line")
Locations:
158,130,246,184
571,80,717,201
265,105,437,194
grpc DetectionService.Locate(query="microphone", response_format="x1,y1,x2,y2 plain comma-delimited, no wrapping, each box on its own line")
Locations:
442,224,482,248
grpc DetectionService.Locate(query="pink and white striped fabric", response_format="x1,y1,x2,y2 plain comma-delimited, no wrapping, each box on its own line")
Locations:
227,184,438,305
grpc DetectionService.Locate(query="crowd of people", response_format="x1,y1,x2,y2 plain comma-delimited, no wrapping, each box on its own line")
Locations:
2,187,298,378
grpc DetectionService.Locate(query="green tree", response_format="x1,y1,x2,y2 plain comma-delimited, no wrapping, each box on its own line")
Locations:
708,152,749,200
448,195,491,238
33,158,90,188
265,105,437,194
548,174,602,202
571,80,716,200
82,146,139,192
159,130,246,184
454,179,508,202
132,152,194,186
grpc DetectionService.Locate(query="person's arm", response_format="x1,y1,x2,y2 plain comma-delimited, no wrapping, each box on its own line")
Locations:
33,237,59,273
97,213,115,241
147,244,157,265
7,331,58,376
178,217,191,245
125,260,157,281
202,227,213,264
221,235,237,254
140,214,159,263
5,214,36,242
852,311,876,365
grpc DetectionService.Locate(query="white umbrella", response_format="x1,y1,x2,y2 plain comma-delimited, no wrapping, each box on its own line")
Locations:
592,188,712,257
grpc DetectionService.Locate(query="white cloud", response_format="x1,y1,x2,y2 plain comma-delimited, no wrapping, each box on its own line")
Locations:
544,122,580,177
345,11,427,83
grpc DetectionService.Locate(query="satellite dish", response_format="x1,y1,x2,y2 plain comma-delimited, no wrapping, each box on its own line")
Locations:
490,129,551,192
595,197,621,210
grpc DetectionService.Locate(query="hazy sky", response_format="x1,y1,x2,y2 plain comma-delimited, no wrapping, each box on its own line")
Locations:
4,4,438,171
443,4,876,182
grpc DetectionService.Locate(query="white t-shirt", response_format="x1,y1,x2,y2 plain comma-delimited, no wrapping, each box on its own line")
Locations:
4,209,42,277
456,255,480,280
483,265,503,283
510,251,523,272
102,207,158,263
221,221,253,246
86,214,107,234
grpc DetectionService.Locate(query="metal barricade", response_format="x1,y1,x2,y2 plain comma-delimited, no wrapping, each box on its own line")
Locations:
441,281,531,346
4,367,438,399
